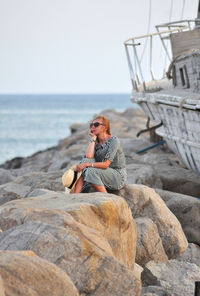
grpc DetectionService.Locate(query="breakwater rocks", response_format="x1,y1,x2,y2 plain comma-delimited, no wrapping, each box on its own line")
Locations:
0,107,200,296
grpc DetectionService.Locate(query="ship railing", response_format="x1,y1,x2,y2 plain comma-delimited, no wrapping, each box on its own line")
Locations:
155,19,198,31
124,19,198,92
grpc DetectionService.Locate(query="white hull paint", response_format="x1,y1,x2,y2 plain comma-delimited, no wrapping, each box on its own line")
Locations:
131,91,200,174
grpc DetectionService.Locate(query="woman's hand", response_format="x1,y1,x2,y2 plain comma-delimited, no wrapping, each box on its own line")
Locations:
89,131,97,142
76,163,88,172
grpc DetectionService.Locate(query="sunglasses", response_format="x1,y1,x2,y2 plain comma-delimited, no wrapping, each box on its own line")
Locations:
90,122,103,128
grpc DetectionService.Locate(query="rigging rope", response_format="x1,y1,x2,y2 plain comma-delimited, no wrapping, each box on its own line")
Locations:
139,0,152,63
180,0,186,19
168,0,173,22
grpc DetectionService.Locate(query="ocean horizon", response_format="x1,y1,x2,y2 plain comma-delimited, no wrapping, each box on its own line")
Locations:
0,93,137,165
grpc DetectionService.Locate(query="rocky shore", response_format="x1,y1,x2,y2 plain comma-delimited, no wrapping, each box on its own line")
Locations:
0,107,200,296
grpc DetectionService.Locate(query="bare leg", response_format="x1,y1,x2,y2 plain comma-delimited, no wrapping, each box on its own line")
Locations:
74,176,84,193
91,183,107,193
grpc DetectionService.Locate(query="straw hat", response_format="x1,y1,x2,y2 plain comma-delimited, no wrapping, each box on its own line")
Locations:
62,165,82,193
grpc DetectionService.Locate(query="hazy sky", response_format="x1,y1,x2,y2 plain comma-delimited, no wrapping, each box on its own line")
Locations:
0,0,198,94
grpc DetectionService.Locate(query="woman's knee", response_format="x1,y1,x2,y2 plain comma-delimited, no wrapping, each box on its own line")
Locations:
91,183,107,193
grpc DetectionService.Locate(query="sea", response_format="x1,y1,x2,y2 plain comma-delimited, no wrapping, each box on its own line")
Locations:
0,94,137,165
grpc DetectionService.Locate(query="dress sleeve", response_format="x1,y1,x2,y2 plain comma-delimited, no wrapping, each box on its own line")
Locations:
104,137,119,162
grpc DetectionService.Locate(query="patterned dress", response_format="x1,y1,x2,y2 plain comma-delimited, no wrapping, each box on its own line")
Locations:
81,136,126,190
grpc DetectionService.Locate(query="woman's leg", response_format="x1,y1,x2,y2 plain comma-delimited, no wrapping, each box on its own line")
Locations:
74,176,84,193
91,183,107,193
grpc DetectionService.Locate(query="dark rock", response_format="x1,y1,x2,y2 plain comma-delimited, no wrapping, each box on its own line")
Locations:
1,157,24,169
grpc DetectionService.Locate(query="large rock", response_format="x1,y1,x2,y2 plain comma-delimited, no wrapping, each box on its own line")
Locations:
177,243,200,268
0,250,79,296
0,171,65,205
126,163,163,188
0,168,14,185
155,188,177,203
0,276,4,296
125,149,200,197
58,128,88,149
135,217,168,267
141,285,171,296
165,193,200,245
143,157,200,197
0,157,24,170
136,152,200,197
0,182,31,205
156,165,200,197
1,148,59,174
47,156,70,171
112,184,188,258
13,170,64,191
120,138,162,156
27,188,58,197
0,219,141,296
67,193,137,269
0,212,114,256
155,188,199,203
0,192,137,270
133,263,144,281
141,259,200,296
15,148,59,171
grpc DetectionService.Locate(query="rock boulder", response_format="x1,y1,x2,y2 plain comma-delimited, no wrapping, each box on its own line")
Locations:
0,192,137,270
177,243,200,268
112,184,188,259
0,217,141,296
141,259,200,296
0,250,79,296
135,217,168,266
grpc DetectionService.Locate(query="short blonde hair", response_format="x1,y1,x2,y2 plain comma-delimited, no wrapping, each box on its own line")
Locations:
93,116,111,135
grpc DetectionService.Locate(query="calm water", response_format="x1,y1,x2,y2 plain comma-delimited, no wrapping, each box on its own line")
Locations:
0,94,136,164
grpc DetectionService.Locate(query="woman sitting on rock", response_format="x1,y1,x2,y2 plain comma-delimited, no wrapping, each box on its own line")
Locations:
74,116,127,193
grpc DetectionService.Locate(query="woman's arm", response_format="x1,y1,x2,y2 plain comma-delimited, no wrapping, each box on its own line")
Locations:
85,132,97,158
85,140,96,158
76,159,111,172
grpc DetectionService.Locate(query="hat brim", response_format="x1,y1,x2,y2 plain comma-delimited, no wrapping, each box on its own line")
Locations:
69,169,82,193
67,165,82,193
62,165,82,193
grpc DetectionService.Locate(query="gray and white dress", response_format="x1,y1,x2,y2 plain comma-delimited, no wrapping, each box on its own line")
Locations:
81,136,126,190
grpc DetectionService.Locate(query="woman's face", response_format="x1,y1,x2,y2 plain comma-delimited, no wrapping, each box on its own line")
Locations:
90,118,105,135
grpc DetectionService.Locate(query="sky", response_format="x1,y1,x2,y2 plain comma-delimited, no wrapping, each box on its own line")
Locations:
0,0,198,94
